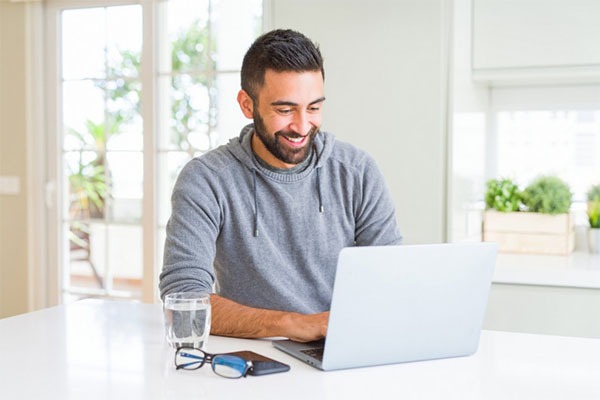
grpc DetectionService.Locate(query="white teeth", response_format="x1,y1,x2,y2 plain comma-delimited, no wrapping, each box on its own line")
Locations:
287,136,304,143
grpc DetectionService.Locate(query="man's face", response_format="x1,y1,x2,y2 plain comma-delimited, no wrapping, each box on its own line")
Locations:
241,69,325,169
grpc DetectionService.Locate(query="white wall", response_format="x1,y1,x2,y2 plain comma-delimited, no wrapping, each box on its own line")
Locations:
267,0,450,244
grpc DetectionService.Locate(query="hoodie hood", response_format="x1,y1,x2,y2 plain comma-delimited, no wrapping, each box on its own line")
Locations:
226,123,335,237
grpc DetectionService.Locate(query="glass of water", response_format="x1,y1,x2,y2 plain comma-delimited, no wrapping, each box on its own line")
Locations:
163,292,212,349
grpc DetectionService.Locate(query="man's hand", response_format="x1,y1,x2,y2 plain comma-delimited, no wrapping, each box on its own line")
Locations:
210,294,329,342
283,311,329,342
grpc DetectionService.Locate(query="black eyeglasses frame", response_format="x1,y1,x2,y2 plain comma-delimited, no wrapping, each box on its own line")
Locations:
174,347,254,379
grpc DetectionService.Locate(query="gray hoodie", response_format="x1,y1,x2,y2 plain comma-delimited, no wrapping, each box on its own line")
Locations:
159,124,402,313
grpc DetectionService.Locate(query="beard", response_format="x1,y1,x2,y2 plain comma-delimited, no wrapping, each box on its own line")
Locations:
252,109,319,165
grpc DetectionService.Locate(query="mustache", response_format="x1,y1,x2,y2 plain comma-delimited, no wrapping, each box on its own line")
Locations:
275,126,320,139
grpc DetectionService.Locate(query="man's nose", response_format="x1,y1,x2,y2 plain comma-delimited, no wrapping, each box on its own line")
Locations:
290,111,312,136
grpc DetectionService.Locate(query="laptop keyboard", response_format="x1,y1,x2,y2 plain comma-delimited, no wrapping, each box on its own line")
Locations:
300,347,324,361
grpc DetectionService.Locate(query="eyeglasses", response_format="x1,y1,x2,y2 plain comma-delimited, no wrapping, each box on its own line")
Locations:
174,347,253,379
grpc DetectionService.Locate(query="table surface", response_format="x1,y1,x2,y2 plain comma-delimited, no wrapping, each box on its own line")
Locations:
1,299,600,400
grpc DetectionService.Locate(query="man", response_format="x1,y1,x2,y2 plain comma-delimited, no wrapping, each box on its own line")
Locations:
159,29,401,343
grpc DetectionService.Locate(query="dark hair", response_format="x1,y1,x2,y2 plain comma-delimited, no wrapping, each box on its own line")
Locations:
241,29,324,101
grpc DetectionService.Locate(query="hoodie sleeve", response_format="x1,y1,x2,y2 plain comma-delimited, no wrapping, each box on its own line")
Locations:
159,159,221,299
354,154,403,246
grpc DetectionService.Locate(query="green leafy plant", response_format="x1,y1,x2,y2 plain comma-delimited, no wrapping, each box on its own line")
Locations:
587,184,600,228
521,175,572,215
68,160,108,219
485,178,521,212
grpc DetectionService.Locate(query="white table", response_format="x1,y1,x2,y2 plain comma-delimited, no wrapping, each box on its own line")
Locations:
1,299,600,399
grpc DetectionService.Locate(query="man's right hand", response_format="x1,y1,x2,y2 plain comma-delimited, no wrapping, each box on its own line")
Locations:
283,311,329,342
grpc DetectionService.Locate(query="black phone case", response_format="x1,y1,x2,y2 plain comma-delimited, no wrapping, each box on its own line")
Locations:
225,350,291,376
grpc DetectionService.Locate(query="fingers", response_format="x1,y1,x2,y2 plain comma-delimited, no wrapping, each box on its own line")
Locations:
287,311,329,342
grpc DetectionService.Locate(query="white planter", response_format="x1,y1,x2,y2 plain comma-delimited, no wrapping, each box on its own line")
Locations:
589,228,600,254
483,210,575,255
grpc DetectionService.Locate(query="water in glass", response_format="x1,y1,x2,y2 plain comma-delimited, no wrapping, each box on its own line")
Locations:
164,293,211,349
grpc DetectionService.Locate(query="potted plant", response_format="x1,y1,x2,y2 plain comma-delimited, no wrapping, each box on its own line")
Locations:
483,175,575,255
521,175,572,215
484,178,521,212
587,184,600,253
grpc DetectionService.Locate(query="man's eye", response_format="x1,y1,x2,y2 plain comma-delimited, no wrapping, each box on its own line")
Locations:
308,106,321,112
277,108,292,115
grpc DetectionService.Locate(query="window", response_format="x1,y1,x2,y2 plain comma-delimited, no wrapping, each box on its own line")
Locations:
60,4,144,299
46,0,262,303
492,87,600,203
450,85,600,243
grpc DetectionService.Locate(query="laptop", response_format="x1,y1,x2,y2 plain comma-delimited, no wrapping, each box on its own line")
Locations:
272,243,498,371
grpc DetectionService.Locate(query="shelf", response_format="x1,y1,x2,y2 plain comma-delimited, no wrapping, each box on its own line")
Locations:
493,251,600,289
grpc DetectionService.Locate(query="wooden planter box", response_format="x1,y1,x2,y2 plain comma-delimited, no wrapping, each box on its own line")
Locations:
482,210,575,255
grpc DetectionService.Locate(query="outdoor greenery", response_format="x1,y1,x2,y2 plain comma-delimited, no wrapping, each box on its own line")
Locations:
67,119,122,219
67,19,213,220
587,184,600,228
170,22,216,154
484,178,521,212
521,175,572,215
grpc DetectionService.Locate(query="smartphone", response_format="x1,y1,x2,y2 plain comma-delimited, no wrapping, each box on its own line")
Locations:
225,350,291,376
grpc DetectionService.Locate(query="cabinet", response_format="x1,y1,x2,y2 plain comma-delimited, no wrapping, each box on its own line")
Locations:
472,0,600,84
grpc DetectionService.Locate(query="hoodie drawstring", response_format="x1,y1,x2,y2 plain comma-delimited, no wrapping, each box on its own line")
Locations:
253,169,259,237
316,168,324,213
314,143,324,213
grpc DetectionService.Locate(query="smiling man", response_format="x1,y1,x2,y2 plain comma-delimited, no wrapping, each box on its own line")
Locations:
159,29,402,342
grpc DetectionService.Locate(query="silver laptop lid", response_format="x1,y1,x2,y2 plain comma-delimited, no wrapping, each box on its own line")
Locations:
321,243,497,370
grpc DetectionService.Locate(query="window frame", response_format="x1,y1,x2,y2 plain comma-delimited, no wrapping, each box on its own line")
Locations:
44,0,154,303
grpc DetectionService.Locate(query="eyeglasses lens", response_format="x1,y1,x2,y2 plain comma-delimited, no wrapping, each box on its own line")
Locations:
212,355,249,378
175,348,206,370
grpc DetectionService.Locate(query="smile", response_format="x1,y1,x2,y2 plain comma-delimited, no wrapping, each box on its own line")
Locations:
281,135,307,146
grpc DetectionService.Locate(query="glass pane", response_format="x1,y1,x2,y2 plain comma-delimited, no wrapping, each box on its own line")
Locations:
110,197,143,224
106,5,142,79
215,72,250,145
110,224,143,295
162,75,213,151
212,0,263,71
67,221,107,290
106,113,143,151
106,151,143,223
496,110,600,201
164,0,211,74
451,112,486,242
65,151,108,220
62,8,107,80
63,81,105,151
105,79,143,151
157,151,192,225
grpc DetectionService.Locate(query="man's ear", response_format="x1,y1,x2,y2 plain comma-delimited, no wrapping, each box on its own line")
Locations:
237,90,254,119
